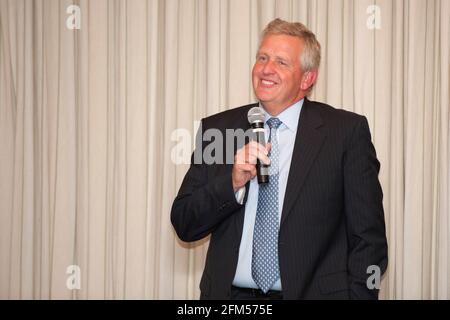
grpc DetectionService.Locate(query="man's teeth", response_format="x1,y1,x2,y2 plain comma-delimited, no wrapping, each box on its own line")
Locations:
262,80,276,85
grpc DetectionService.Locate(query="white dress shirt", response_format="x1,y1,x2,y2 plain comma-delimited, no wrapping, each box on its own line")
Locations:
232,99,304,290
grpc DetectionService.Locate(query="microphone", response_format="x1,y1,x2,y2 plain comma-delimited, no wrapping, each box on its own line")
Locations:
247,107,269,184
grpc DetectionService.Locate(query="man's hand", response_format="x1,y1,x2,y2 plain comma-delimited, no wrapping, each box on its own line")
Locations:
232,141,271,192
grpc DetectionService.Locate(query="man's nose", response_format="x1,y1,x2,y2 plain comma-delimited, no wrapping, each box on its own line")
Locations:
262,60,276,75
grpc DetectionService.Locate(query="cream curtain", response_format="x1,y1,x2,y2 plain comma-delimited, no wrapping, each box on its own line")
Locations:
0,0,449,299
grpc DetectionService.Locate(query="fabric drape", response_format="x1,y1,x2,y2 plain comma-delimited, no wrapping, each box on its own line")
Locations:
0,0,449,299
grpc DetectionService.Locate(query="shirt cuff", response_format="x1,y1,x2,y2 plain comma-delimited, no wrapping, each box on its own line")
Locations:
235,187,246,205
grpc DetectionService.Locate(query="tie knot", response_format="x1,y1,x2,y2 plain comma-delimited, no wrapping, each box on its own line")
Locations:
266,117,282,130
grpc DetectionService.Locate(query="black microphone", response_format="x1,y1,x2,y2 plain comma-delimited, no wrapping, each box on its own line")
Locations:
247,107,269,184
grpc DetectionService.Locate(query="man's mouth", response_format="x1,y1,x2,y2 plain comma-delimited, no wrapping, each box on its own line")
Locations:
260,79,278,88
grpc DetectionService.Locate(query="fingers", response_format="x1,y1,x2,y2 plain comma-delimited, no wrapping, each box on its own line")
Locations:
231,141,269,191
232,163,256,191
239,164,257,177
235,141,270,165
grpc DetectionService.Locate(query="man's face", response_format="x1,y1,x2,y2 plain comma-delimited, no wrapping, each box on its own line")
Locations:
252,34,305,114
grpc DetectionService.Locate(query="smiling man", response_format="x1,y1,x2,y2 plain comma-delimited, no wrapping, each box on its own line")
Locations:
171,18,388,300
252,32,316,116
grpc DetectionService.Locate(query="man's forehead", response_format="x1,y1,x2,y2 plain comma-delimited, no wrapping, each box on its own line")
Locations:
258,35,303,52
257,42,302,61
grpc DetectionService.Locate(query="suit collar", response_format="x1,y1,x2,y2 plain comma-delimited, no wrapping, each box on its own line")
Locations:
236,103,258,131
260,99,304,133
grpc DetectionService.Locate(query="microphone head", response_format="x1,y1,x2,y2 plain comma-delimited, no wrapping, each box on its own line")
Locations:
247,106,265,125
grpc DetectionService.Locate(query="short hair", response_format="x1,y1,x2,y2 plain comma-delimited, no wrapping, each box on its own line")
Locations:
260,18,321,72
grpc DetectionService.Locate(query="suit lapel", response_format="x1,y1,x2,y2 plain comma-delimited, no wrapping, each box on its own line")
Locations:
280,98,326,227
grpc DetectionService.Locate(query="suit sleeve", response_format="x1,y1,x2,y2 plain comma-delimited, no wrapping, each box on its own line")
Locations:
343,116,388,299
171,120,243,242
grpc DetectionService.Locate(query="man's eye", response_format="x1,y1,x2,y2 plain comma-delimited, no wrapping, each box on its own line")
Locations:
278,60,287,66
258,56,267,62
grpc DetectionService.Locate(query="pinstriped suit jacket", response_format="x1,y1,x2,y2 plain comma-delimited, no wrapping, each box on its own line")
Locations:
171,98,388,299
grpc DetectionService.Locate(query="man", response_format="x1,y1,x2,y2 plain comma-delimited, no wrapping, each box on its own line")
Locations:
171,18,388,300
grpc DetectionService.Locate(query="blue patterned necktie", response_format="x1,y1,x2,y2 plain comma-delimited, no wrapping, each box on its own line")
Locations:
252,117,283,293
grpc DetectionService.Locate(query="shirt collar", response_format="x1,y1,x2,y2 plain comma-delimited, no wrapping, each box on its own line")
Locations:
260,98,304,133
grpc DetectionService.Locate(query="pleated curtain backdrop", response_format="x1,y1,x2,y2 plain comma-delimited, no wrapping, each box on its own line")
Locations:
0,0,449,299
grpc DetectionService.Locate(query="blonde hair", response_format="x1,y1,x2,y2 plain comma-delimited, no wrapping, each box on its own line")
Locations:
261,18,321,72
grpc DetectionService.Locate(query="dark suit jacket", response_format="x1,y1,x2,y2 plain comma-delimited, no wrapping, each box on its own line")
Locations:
171,98,388,299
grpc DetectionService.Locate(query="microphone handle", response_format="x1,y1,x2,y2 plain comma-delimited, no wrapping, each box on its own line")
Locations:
257,160,269,184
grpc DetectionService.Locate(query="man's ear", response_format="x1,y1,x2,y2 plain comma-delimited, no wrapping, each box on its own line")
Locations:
300,70,318,91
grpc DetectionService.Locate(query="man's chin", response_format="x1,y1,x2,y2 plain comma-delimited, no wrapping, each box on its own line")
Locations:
255,93,277,104
256,99,277,111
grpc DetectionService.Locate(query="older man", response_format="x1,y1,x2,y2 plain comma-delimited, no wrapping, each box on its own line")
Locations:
171,18,388,300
